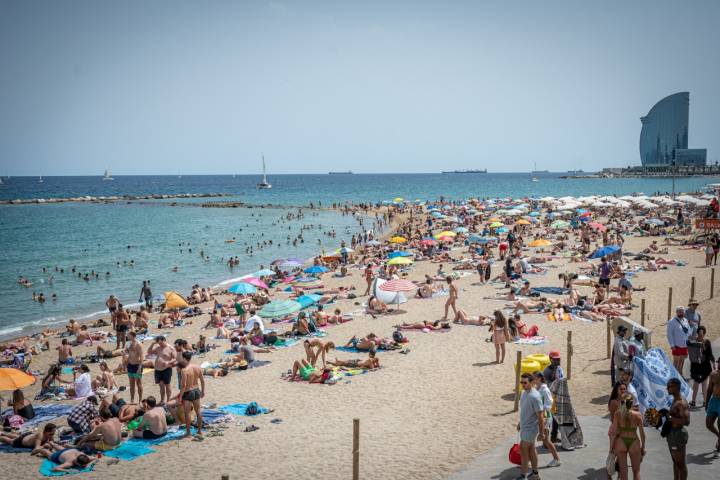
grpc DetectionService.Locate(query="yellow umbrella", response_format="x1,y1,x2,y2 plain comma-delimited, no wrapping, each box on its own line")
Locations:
434,231,456,238
0,368,36,391
528,239,552,247
489,221,504,228
515,219,531,225
387,257,413,265
393,197,404,203
389,236,407,244
488,217,501,222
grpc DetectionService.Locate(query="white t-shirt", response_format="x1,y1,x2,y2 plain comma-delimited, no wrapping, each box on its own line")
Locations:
244,315,265,334
74,372,92,397
538,383,554,413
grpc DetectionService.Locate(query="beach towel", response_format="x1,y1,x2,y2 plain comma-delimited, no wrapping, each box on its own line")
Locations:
531,287,570,295
199,409,232,425
513,336,548,346
336,346,374,353
103,442,156,462
217,402,269,416
0,443,32,453
547,313,571,322
273,338,298,348
632,347,690,413
39,459,95,476
550,378,584,450
0,404,74,431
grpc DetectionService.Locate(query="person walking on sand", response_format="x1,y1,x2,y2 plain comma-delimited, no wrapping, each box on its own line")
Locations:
126,331,144,404
533,372,561,469
139,280,153,309
363,264,374,296
178,351,204,440
665,378,690,480
442,276,458,320
705,362,720,457
490,310,509,364
148,336,175,405
517,373,544,480
667,306,690,376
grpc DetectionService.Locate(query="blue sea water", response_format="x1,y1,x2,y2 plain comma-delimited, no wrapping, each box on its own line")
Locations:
0,172,718,338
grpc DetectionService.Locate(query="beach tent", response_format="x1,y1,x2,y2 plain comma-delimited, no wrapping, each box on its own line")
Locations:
163,291,189,310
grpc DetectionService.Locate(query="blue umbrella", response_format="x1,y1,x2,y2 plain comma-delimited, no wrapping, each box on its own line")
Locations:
227,283,257,295
388,251,413,258
496,227,509,233
529,211,540,217
589,245,621,259
296,294,322,308
467,234,483,243
252,269,276,277
304,265,329,274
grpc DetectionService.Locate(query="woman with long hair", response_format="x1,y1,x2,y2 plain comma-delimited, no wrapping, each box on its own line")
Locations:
611,393,645,480
490,310,509,364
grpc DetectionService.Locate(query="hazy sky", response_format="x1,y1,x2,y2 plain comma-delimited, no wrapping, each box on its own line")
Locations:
1,0,718,175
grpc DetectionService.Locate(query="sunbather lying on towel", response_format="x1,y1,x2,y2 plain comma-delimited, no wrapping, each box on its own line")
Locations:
290,359,331,383
453,309,490,326
396,320,451,331
345,334,380,351
329,349,380,369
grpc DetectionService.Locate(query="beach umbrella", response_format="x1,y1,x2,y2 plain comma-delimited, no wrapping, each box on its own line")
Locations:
467,234,483,243
270,258,286,266
528,211,540,217
366,240,381,246
588,222,607,231
0,368,36,391
420,238,437,247
434,231,456,238
393,197,404,203
242,277,269,289
295,294,322,308
337,247,355,254
579,212,592,218
438,235,455,242
515,219,531,225
388,251,413,258
279,260,302,270
454,226,469,233
379,279,418,292
163,291,189,310
252,269,276,277
387,257,413,265
227,283,257,295
259,299,302,318
488,217,501,222
390,236,407,244
644,218,664,226
496,227,509,233
589,245,621,259
550,220,570,229
304,265,329,274
489,222,504,228
528,239,552,247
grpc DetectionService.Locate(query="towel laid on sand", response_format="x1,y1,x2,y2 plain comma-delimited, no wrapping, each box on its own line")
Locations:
39,459,95,477
531,287,570,295
0,404,74,431
217,402,269,416
513,336,548,345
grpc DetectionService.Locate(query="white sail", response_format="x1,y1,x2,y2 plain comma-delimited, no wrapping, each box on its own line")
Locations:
257,154,272,189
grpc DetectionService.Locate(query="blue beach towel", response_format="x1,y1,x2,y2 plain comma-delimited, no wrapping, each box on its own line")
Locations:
0,404,75,430
217,402,268,416
39,459,95,477
531,287,570,295
0,443,31,453
336,346,376,353
103,442,156,462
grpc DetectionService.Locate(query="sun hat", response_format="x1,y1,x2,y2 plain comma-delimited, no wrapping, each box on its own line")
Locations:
687,298,699,305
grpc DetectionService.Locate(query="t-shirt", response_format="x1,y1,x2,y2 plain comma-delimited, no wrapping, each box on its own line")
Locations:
600,263,611,279
542,364,564,383
520,388,543,433
244,315,265,334
73,372,92,397
618,277,633,290
538,384,553,415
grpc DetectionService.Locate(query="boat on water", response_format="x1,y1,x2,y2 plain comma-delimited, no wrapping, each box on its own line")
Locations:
257,155,272,189
441,169,487,174
103,169,114,181
328,171,353,174
531,177,540,182
38,175,44,184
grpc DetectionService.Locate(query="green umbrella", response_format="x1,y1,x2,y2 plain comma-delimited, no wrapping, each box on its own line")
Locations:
551,220,570,229
259,299,302,318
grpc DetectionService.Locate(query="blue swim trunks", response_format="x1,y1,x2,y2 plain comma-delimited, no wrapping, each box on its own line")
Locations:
707,396,720,418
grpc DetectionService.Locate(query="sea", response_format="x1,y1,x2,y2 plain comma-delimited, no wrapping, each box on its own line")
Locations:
1,172,718,339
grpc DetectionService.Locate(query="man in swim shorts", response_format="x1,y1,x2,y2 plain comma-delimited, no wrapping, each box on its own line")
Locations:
148,336,176,404
41,446,97,473
126,330,144,403
178,351,204,440
706,366,720,457
666,378,690,480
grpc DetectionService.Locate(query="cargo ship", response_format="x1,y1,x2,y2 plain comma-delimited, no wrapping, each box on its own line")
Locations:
441,169,487,174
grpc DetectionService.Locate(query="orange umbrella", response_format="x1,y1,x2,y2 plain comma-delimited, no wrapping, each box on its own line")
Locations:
0,368,36,391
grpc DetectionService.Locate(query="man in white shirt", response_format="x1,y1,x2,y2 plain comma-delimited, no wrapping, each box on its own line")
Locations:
66,364,93,398
667,306,690,375
244,310,265,334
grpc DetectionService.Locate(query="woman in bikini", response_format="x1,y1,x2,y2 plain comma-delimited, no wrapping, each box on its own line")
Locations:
607,382,627,450
396,320,451,331
303,339,335,368
490,310,510,364
611,393,645,480
453,309,489,326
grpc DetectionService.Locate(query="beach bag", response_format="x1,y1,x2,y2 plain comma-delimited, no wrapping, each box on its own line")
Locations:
508,441,521,465
245,402,259,416
5,414,25,429
605,452,617,475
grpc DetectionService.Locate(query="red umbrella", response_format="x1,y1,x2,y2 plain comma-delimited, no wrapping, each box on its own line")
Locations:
242,277,269,289
588,222,607,231
379,279,418,292
420,239,437,246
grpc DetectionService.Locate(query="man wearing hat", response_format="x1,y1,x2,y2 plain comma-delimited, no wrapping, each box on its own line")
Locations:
685,299,702,340
667,306,691,374
543,350,565,444
613,325,630,386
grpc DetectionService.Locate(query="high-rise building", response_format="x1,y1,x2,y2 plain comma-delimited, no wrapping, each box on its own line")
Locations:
639,92,706,166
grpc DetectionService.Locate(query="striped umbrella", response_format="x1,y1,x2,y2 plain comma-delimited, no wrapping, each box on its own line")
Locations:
379,279,418,292
259,299,302,318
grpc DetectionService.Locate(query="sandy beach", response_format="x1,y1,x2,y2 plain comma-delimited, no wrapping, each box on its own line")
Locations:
3,202,719,479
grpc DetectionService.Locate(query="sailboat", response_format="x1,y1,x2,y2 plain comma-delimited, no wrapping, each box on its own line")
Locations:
103,169,114,181
256,155,272,189
531,162,540,182
38,175,44,184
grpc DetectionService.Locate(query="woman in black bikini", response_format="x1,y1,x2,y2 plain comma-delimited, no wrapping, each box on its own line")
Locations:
11,389,35,420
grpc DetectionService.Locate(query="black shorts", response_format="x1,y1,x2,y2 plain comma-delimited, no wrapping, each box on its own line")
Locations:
12,432,31,448
142,430,166,440
181,388,201,402
117,324,128,333
108,398,126,417
154,367,172,385
599,277,610,287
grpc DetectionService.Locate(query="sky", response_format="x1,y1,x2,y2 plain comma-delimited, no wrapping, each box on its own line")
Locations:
0,0,718,175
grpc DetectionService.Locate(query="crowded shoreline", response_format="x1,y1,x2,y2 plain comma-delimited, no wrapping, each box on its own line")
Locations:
2,192,720,479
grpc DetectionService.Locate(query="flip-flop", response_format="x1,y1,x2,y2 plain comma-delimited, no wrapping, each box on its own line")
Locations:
192,436,205,442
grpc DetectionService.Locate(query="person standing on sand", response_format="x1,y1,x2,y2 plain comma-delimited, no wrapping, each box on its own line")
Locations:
126,331,144,404
363,264,374,296
139,280,152,309
705,362,720,457
148,336,175,405
442,276,458,321
115,305,130,350
490,310,509,364
517,373,543,480
665,378,690,480
178,351,204,440
667,306,690,376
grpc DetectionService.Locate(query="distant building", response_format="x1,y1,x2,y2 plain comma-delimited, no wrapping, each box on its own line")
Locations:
639,92,706,167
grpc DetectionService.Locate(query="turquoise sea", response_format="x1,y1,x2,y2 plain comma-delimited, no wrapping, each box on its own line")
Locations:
1,172,718,338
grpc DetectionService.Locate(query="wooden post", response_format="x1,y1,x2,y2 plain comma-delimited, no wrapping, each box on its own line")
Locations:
711,268,715,299
606,319,611,359
640,299,646,327
352,418,360,480
221,476,229,480
691,277,696,299
513,350,523,412
567,331,573,380
667,287,673,320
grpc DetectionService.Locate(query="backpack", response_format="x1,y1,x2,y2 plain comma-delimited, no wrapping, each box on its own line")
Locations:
392,330,406,343
245,402,260,416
